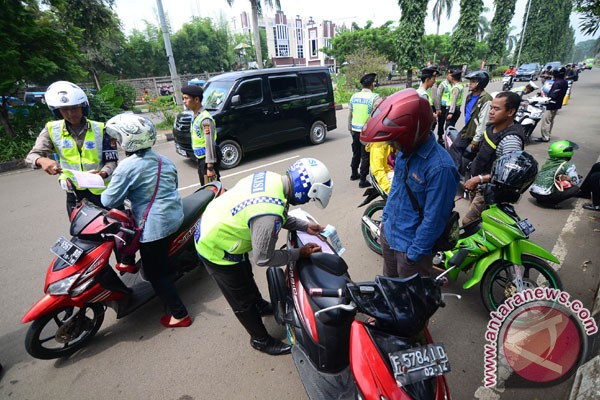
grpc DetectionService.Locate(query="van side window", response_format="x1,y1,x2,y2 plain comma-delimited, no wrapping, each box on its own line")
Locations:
269,75,300,100
301,73,327,95
236,78,263,106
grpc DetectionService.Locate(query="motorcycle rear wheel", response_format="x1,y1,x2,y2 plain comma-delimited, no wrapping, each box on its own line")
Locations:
25,303,105,360
361,200,385,255
480,255,563,312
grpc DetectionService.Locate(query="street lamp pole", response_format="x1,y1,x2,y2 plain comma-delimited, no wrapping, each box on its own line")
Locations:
156,0,182,106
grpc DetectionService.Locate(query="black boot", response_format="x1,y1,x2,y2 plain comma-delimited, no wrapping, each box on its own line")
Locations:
250,335,291,355
359,179,371,188
350,171,360,181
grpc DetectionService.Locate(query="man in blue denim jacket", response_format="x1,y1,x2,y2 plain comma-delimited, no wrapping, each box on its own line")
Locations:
361,89,459,277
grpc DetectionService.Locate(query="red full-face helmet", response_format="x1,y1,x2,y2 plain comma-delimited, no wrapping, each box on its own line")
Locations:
360,88,433,154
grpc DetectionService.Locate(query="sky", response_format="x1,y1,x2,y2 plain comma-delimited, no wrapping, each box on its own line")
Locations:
115,0,598,45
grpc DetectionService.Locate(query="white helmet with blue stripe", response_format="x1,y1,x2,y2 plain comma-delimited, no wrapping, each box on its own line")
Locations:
286,158,333,208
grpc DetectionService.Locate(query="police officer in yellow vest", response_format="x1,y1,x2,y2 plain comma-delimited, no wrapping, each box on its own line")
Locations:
436,70,453,143
445,70,464,130
25,81,117,216
416,66,439,132
195,158,333,356
181,85,219,185
349,73,380,188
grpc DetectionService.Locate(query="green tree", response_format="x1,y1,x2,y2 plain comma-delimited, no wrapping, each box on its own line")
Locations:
116,23,167,78
572,39,598,62
396,0,428,88
450,0,483,65
422,34,452,67
431,0,454,35
326,21,397,65
487,0,517,64
171,17,232,73
477,7,491,41
0,0,83,136
574,0,600,36
226,0,280,68
343,49,390,89
48,0,123,89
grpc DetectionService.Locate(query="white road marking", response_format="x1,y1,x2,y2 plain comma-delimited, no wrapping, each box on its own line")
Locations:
178,155,300,192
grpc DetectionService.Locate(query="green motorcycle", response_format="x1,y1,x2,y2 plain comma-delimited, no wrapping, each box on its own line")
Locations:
435,203,562,312
435,151,562,312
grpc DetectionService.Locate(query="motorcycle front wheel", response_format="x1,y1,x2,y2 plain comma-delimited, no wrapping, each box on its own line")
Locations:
25,303,105,360
361,200,385,255
480,255,563,312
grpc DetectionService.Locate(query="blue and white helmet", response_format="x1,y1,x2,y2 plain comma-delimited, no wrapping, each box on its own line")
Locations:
286,158,333,208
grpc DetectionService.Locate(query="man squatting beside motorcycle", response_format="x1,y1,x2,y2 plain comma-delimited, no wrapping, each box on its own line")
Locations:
361,89,460,278
449,71,493,173
349,73,380,188
25,81,117,216
101,114,192,328
462,91,525,225
195,158,333,355
181,84,220,185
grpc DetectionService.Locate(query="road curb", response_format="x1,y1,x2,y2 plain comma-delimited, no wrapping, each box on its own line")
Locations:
568,280,600,400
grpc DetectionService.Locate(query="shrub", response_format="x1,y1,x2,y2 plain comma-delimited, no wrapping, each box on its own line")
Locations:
112,82,137,110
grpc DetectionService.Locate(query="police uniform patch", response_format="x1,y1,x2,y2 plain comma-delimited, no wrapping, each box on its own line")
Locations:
103,150,118,161
62,139,74,149
84,141,96,150
251,171,267,194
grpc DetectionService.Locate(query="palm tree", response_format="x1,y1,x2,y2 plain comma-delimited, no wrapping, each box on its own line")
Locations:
477,6,491,41
505,26,518,61
226,0,280,69
431,0,453,35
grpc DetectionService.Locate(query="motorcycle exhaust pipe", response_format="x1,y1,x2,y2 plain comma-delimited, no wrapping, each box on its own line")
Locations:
361,216,380,237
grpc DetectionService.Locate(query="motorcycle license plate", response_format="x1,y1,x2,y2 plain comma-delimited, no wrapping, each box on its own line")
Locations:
389,343,450,386
175,144,187,157
50,236,84,265
517,218,535,236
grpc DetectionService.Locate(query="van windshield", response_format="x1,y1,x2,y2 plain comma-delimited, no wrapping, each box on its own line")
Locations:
202,81,233,111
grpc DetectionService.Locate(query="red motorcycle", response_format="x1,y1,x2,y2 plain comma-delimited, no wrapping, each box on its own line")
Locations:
268,210,459,399
22,182,223,360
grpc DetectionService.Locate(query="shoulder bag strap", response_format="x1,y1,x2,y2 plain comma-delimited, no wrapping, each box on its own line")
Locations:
139,156,162,229
402,158,424,220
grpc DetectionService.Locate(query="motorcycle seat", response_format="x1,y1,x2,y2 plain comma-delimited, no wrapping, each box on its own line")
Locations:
297,257,348,311
179,188,216,232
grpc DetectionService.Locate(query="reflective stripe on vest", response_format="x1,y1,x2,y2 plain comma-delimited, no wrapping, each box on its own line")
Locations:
48,120,106,194
483,130,497,150
440,80,451,106
350,91,378,131
191,110,217,159
195,171,287,265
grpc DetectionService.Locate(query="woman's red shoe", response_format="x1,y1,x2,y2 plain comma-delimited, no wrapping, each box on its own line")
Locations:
160,315,192,328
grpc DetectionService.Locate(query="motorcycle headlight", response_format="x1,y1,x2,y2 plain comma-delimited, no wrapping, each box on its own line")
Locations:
70,279,95,297
46,275,78,295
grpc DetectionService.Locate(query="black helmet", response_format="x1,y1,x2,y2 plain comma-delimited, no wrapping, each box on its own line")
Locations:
483,151,538,204
553,67,566,78
465,70,490,91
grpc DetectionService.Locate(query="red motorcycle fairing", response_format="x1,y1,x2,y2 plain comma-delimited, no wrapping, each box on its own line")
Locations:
290,265,319,342
350,322,448,400
350,322,408,400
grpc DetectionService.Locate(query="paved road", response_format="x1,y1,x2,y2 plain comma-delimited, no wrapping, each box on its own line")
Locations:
0,73,599,399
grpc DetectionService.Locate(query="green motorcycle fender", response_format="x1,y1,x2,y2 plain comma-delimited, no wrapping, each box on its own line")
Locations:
462,240,560,290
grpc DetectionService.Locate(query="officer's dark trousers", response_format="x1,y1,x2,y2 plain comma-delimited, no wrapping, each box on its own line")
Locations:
446,110,461,129
200,256,269,340
437,107,448,140
197,157,220,186
351,130,370,180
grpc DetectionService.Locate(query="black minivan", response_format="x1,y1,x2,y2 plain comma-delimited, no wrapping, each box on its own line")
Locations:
173,66,337,169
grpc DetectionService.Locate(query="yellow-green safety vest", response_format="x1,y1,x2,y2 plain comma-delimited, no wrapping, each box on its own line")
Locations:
195,171,287,265
47,120,107,195
417,87,434,106
440,80,452,106
191,109,217,159
452,83,464,106
350,90,379,132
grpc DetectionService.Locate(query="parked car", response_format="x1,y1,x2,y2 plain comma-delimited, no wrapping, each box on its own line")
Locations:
1,96,30,116
543,61,562,73
23,89,46,105
515,63,541,81
173,66,337,169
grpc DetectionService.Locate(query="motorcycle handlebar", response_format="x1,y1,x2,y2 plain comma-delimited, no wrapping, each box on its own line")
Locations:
309,288,343,298
120,226,136,236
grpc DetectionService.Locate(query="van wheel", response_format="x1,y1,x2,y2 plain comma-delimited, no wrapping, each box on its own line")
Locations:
219,140,243,169
308,121,327,145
